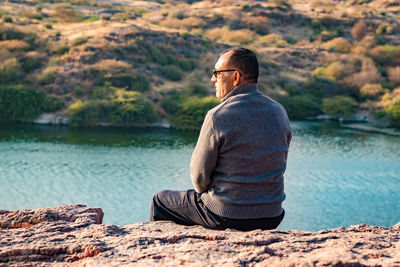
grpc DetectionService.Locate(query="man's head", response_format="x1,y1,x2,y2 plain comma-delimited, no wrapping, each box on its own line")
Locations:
211,47,259,99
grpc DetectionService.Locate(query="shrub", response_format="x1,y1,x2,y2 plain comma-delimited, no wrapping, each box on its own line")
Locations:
351,21,368,40
68,100,111,126
321,95,356,118
69,92,159,127
191,84,208,96
38,66,57,85
241,16,270,35
0,57,22,84
321,37,351,53
205,27,255,45
386,105,400,128
161,65,182,81
53,4,83,22
160,17,206,31
161,90,189,115
55,45,70,55
42,95,64,112
344,67,382,88
0,83,61,121
91,82,116,99
99,74,150,92
110,91,158,125
282,95,321,120
179,59,196,72
0,40,30,51
388,66,400,86
21,57,40,73
71,36,88,46
259,34,287,48
301,77,341,99
147,45,174,66
312,62,348,81
93,59,133,76
172,96,220,131
360,83,384,98
369,45,400,65
0,26,25,40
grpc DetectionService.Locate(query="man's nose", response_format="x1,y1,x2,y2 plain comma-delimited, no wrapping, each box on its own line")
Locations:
211,76,216,82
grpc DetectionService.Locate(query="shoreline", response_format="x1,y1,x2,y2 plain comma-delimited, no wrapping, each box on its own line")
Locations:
340,123,400,136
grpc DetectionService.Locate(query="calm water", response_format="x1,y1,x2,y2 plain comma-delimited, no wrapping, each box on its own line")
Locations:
0,121,399,231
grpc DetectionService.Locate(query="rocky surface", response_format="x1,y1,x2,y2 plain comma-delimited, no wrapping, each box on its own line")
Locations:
0,205,399,266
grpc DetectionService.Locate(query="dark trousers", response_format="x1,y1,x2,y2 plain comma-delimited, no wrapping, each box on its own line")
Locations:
150,190,284,231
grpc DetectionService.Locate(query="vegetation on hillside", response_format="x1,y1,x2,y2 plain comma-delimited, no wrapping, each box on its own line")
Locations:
0,0,399,129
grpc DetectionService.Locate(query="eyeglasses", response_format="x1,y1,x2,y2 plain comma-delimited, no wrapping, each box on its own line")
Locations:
212,69,240,78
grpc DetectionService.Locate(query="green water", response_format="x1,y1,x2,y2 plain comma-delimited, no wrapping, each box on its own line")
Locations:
0,121,399,231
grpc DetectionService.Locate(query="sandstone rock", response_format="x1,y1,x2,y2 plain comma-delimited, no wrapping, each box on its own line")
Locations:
0,205,399,266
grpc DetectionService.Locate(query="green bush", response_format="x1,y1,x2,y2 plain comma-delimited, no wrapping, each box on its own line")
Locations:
161,65,182,81
42,95,64,112
55,45,70,55
161,90,189,115
282,95,321,120
72,36,88,46
21,57,40,73
301,77,342,99
172,96,220,131
147,45,174,65
370,45,400,66
109,97,158,125
69,92,158,127
321,95,356,118
99,74,150,92
68,100,112,126
191,84,208,96
0,58,22,84
0,83,62,121
38,67,57,85
179,59,196,72
385,105,400,128
0,26,25,40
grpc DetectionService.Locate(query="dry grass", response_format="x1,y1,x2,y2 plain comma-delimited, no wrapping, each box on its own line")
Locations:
322,37,351,53
160,17,206,31
360,83,384,98
205,27,256,45
259,34,287,48
92,59,134,76
388,66,400,86
0,40,30,51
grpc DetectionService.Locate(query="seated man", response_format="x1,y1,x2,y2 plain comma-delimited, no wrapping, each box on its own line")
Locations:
150,48,292,231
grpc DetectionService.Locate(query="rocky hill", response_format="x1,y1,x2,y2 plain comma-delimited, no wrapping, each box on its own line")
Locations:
0,205,399,266
0,0,400,129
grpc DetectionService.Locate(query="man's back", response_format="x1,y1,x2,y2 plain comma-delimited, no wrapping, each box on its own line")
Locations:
191,83,292,219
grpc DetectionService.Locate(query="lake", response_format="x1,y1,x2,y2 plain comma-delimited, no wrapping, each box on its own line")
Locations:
0,121,399,231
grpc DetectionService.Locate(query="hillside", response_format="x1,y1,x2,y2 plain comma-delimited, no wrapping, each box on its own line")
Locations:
0,0,399,129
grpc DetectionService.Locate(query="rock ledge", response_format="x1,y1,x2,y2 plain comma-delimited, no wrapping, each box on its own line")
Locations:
1,205,399,266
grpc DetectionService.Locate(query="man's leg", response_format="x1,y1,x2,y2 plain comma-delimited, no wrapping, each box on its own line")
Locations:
150,189,225,229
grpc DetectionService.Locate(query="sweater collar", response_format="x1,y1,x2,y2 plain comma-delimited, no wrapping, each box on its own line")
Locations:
221,83,259,102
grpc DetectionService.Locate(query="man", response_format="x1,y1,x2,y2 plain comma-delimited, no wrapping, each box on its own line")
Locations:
150,48,292,231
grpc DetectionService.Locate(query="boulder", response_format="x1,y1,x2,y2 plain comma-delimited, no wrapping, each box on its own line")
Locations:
0,205,399,266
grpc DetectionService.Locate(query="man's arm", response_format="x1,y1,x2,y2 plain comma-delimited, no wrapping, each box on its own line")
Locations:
190,111,218,193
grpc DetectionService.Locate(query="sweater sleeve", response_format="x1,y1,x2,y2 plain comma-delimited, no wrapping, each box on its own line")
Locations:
190,111,218,193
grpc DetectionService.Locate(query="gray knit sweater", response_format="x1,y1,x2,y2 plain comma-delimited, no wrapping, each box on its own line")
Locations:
190,83,292,219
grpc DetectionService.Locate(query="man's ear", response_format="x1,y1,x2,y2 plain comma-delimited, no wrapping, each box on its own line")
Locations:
233,71,240,86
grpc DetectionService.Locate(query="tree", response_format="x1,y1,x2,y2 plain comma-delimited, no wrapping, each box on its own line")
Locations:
351,21,368,40
322,95,356,118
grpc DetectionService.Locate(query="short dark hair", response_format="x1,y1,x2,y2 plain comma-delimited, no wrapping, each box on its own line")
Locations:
221,47,259,82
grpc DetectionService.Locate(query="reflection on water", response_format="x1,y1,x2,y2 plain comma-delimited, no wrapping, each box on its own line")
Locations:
0,121,399,231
